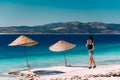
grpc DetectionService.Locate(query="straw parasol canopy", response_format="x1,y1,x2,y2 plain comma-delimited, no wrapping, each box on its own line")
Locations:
9,35,38,71
49,40,76,66
49,40,76,52
9,35,38,46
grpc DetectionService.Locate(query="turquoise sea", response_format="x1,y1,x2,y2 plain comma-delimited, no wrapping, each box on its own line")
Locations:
0,34,120,76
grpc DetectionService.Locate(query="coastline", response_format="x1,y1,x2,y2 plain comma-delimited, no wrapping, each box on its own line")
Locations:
0,34,119,80
0,33,120,35
7,64,120,80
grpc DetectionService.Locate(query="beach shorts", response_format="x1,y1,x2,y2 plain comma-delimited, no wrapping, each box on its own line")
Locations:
88,50,93,55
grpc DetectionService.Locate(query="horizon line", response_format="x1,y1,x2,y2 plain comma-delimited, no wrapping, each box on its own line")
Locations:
0,33,120,35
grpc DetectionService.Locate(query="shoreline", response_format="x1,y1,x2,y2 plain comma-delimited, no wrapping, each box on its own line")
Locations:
6,64,120,80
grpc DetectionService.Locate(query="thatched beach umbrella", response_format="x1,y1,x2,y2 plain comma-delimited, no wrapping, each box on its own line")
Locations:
49,40,76,66
8,35,38,71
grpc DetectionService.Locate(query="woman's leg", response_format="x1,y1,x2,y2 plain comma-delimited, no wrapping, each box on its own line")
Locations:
92,58,96,66
91,55,96,67
89,54,93,67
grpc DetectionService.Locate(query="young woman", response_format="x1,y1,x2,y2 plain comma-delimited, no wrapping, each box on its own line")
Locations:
86,36,96,69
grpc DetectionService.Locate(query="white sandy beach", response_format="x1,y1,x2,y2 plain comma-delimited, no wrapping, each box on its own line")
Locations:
17,64,120,80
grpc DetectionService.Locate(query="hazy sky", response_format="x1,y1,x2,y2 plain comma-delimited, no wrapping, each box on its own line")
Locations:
0,0,120,26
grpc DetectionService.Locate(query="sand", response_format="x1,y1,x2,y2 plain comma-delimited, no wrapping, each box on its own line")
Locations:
18,64,120,80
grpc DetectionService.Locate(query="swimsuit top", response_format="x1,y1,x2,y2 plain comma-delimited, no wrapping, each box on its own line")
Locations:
87,43,93,50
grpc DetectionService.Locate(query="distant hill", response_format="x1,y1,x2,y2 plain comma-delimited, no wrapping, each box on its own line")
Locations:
0,21,120,34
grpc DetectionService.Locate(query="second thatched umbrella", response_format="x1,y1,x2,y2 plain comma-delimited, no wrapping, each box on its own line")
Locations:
49,40,76,66
8,35,38,71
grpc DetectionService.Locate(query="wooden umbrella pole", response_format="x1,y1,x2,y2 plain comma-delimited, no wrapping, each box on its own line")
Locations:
63,53,67,67
24,46,30,71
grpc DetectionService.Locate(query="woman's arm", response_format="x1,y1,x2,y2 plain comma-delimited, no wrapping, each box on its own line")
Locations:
86,40,88,47
91,43,95,50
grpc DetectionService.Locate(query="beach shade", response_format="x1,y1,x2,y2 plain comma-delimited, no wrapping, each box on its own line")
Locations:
49,40,76,66
8,35,38,71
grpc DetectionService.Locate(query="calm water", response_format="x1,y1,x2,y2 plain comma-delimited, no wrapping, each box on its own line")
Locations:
0,34,120,75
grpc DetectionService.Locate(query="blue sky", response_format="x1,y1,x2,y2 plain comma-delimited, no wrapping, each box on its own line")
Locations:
0,0,120,26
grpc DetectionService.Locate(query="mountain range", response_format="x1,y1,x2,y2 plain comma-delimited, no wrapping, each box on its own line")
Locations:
0,21,120,34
